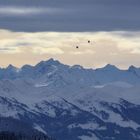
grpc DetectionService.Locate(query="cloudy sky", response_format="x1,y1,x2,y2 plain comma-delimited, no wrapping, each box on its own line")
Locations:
0,0,140,68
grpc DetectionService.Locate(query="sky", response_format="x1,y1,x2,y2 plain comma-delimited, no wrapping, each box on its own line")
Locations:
0,0,140,68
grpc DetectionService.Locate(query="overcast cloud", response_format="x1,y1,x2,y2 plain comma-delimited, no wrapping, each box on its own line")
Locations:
0,0,140,31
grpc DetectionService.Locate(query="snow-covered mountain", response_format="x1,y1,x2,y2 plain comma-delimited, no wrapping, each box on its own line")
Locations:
0,58,140,140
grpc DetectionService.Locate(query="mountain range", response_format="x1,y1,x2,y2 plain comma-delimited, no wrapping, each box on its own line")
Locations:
0,58,140,140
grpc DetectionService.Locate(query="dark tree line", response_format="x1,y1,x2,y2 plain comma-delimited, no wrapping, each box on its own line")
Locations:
0,131,54,140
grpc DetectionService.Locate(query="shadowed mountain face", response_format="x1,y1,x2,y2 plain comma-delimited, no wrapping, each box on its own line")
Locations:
0,59,140,140
1,58,140,84
0,131,52,140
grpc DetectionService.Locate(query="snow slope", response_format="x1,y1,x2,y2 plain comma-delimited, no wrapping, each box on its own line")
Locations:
0,59,140,140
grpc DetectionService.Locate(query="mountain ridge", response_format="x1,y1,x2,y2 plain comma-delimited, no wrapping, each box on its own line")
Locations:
0,58,140,71
0,58,140,140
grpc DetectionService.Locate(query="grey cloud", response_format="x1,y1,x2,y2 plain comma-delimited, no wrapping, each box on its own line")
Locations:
0,47,16,53
0,48,12,50
0,0,140,32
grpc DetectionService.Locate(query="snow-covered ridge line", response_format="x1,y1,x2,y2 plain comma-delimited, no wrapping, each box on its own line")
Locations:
0,58,139,71
0,58,140,86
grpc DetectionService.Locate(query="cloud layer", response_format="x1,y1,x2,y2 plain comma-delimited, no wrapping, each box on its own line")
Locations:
0,6,57,16
0,0,140,31
0,29,140,68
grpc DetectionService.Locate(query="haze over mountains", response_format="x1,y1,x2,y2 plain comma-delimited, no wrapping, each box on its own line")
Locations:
0,58,140,140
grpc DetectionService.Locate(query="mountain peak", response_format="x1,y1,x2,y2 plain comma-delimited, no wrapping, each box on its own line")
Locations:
102,64,119,71
6,64,17,71
7,64,15,69
128,65,137,71
5,64,20,73
36,58,61,67
47,58,55,62
71,65,83,69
